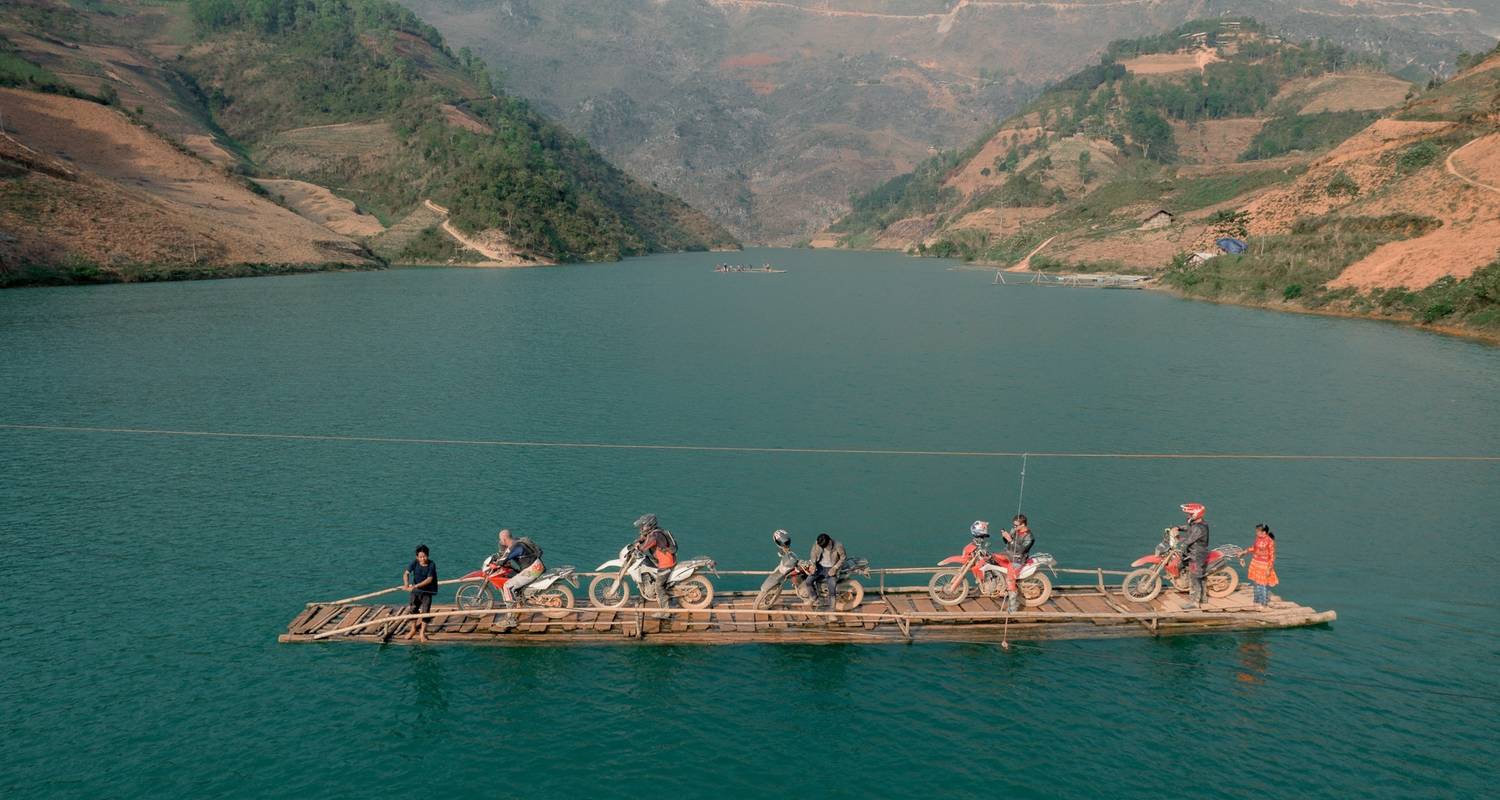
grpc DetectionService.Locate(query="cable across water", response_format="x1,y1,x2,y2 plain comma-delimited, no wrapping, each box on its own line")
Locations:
2,423,1498,461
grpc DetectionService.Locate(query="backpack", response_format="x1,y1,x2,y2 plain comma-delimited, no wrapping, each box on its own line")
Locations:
656,528,678,555
517,537,543,561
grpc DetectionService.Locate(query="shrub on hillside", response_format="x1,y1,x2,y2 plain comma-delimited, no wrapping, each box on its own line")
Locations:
1396,141,1442,173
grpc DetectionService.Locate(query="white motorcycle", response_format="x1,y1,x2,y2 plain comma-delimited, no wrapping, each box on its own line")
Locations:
588,545,717,610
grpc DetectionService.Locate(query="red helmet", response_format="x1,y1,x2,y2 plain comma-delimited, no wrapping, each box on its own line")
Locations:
1180,502,1206,519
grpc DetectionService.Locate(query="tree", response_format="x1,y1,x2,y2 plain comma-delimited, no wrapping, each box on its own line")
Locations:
1126,108,1176,162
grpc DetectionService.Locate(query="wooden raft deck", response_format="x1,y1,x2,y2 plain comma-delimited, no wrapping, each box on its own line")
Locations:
279,584,1335,646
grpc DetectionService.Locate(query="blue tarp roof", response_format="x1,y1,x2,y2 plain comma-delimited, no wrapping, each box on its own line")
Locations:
1216,238,1248,254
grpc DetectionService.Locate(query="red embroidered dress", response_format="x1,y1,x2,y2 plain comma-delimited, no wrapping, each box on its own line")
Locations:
1247,531,1278,586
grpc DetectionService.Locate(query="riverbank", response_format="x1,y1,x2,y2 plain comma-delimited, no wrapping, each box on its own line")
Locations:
0,260,381,288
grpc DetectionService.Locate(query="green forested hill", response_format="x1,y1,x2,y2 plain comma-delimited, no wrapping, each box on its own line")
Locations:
181,0,736,261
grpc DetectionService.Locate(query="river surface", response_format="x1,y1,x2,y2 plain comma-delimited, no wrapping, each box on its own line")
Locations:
2,248,1498,798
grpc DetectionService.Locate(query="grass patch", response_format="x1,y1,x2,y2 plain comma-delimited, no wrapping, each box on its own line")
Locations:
1240,111,1377,160
1170,167,1302,211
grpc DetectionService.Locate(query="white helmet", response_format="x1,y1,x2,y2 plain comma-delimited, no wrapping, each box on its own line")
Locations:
772,529,791,547
970,520,990,538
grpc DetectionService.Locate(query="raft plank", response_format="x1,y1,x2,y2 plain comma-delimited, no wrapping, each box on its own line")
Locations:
1052,596,1086,615
304,604,347,633
287,605,321,633
909,596,940,620
593,610,617,632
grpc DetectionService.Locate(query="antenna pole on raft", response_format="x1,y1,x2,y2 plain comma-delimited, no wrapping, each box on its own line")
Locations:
1015,452,1028,516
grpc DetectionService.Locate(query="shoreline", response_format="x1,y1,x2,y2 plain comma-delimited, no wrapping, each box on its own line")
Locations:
876,249,1500,347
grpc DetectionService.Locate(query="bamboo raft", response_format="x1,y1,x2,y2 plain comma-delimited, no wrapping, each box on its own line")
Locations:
280,569,1334,646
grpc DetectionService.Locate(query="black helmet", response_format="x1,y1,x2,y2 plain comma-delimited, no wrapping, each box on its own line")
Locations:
772,529,791,547
634,513,658,530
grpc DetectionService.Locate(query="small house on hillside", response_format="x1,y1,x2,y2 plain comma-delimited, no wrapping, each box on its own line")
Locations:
1138,208,1175,230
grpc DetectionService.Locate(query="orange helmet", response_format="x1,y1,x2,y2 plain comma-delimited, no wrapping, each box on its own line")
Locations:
1180,502,1206,520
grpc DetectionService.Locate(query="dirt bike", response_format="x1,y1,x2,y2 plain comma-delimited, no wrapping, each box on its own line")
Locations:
1120,528,1244,604
927,542,1056,607
588,544,717,610
754,549,870,612
453,556,578,619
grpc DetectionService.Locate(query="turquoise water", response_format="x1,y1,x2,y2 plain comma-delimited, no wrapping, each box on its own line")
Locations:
2,248,1497,798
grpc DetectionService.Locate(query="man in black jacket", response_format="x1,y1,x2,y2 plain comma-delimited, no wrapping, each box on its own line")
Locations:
1176,502,1210,609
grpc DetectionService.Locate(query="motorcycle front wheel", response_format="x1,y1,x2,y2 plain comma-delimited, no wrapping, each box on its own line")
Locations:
834,580,864,612
1019,573,1053,607
672,575,715,610
754,582,783,610
1206,567,1239,598
455,582,492,611
588,575,631,609
532,585,575,619
927,570,969,606
1121,568,1163,604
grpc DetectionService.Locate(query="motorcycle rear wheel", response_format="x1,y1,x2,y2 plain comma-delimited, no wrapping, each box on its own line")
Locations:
927,570,969,606
532,585,575,619
454,583,492,611
588,575,631,609
672,575,715,610
1206,567,1239,598
835,580,864,612
1121,568,1163,604
1019,573,1052,607
754,583,783,610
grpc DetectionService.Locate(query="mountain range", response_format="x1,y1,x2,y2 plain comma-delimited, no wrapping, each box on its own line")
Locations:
404,0,1500,244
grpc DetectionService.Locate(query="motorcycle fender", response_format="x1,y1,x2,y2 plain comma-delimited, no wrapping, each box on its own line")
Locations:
937,556,966,566
759,570,789,592
596,558,625,570
529,574,561,591
459,570,486,580
669,565,698,583
1131,555,1161,568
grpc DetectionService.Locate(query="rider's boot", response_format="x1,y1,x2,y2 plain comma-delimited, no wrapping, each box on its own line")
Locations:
1185,575,1205,609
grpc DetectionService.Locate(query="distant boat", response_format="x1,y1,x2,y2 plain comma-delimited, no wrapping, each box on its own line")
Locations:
714,263,786,273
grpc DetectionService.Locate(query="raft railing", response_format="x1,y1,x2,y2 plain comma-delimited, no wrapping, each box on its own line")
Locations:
317,566,1136,606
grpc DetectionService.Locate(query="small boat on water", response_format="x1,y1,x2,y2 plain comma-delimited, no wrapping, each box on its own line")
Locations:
715,263,786,274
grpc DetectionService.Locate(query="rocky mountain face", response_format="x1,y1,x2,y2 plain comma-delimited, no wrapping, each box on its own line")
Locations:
405,0,1500,244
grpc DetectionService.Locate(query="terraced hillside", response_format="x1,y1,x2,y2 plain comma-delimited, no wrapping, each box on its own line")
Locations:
825,20,1500,336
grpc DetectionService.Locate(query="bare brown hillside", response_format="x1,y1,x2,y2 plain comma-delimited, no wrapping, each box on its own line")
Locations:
0,88,373,278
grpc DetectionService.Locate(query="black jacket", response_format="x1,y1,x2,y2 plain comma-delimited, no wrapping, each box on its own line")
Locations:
1180,520,1210,565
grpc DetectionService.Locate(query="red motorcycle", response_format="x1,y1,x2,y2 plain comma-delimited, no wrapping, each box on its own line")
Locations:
454,556,577,619
927,541,1055,607
1120,528,1243,604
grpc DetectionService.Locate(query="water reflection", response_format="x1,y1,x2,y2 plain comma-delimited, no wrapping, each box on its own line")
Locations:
1236,637,1272,687
405,646,449,722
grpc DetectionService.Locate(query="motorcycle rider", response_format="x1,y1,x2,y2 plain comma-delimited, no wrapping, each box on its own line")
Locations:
633,513,678,607
1174,503,1210,609
493,528,545,605
1000,514,1034,612
807,533,846,612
